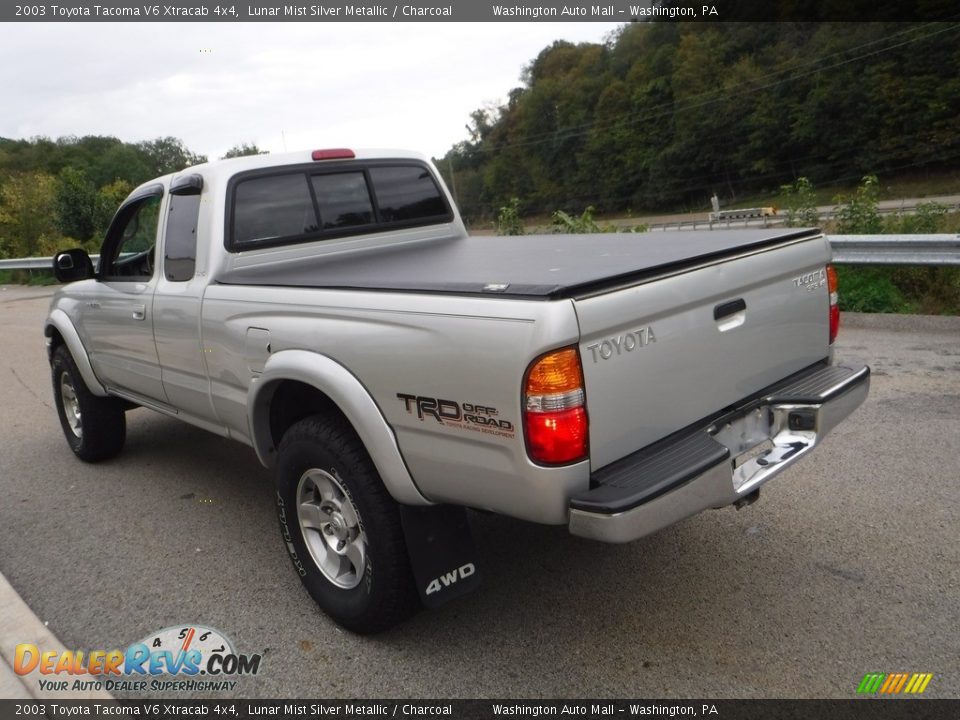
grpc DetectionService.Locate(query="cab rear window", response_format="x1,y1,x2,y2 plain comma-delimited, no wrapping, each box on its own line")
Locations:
229,162,452,250
233,173,318,245
369,166,448,223
311,172,374,230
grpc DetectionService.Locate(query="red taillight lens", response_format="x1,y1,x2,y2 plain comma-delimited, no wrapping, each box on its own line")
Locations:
829,304,840,344
523,347,588,465
827,264,839,344
525,407,588,465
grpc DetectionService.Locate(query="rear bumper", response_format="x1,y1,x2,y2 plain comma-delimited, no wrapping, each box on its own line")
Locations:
568,362,870,543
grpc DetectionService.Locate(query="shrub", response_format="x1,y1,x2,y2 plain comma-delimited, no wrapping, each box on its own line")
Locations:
835,266,909,313
496,197,525,236
780,177,819,227
834,175,882,234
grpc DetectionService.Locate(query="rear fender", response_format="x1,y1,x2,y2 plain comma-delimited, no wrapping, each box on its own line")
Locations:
248,349,430,506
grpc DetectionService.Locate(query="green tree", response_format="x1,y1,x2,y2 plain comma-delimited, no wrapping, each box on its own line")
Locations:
93,141,153,187
0,172,62,257
94,179,134,241
54,167,99,241
222,142,267,159
137,137,207,176
440,17,960,219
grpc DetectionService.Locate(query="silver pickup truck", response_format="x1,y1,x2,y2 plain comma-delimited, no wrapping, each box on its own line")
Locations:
45,148,869,632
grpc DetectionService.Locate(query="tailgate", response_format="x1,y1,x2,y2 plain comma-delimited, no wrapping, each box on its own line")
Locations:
574,232,833,471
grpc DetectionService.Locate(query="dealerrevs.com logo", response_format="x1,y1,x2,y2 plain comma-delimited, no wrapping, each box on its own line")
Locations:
857,672,934,695
14,624,262,693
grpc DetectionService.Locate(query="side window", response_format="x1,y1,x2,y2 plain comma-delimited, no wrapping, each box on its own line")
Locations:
233,173,317,245
164,194,201,282
311,172,374,229
103,195,162,279
368,166,448,223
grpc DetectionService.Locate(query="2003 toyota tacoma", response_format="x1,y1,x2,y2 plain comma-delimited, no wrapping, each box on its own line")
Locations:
45,148,869,632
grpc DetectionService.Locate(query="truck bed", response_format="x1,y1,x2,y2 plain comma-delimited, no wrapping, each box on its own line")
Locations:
216,228,821,299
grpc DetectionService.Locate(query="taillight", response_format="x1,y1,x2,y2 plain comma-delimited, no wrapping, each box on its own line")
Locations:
311,148,355,161
827,264,839,344
523,347,588,465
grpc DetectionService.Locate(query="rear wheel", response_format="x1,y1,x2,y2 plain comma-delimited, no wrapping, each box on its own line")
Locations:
275,415,419,633
51,345,126,462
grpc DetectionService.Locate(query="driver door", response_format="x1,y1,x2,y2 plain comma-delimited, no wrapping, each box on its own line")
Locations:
81,186,169,404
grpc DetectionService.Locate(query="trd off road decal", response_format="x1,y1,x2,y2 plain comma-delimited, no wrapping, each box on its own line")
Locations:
397,394,515,439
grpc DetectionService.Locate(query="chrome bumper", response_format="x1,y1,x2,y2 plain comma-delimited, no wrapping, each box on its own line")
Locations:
568,363,870,543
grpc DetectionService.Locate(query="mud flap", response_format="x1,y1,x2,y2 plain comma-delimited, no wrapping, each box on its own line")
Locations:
399,505,481,609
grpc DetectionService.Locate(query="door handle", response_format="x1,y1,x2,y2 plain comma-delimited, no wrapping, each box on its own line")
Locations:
714,298,746,332
714,298,746,320
132,305,146,321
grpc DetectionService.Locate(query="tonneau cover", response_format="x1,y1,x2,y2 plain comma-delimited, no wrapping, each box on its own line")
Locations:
217,228,821,299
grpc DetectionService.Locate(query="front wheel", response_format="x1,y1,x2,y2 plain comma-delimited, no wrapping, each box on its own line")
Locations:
275,415,419,633
51,345,126,462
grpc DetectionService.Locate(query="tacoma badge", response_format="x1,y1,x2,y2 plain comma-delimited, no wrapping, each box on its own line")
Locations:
794,269,826,292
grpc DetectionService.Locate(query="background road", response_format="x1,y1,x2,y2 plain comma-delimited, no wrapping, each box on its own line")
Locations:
0,285,957,699
465,194,960,234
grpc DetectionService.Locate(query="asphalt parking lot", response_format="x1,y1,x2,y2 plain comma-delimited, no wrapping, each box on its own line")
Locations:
1,284,957,699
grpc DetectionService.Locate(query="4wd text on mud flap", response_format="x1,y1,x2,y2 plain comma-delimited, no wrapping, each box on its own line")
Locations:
425,563,476,596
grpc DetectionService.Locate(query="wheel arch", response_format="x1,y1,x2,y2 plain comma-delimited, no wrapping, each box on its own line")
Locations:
248,349,430,506
45,309,108,397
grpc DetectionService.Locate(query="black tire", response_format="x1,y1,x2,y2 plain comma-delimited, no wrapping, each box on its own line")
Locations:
51,345,126,462
275,415,419,634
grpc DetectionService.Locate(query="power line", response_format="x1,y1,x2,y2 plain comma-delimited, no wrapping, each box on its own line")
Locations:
487,21,945,149
458,21,960,157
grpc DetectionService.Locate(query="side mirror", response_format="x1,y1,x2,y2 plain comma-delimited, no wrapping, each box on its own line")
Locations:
52,249,95,283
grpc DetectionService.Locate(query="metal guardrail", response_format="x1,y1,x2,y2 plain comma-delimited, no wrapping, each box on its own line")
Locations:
829,235,960,265
0,255,100,271
1,237,959,273
0,257,50,270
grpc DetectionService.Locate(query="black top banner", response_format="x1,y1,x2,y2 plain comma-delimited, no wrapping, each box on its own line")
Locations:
3,0,959,22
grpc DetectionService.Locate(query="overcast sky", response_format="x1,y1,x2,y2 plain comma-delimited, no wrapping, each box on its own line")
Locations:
1,23,620,160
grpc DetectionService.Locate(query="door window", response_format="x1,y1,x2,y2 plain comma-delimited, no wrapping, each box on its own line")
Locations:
103,195,162,279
